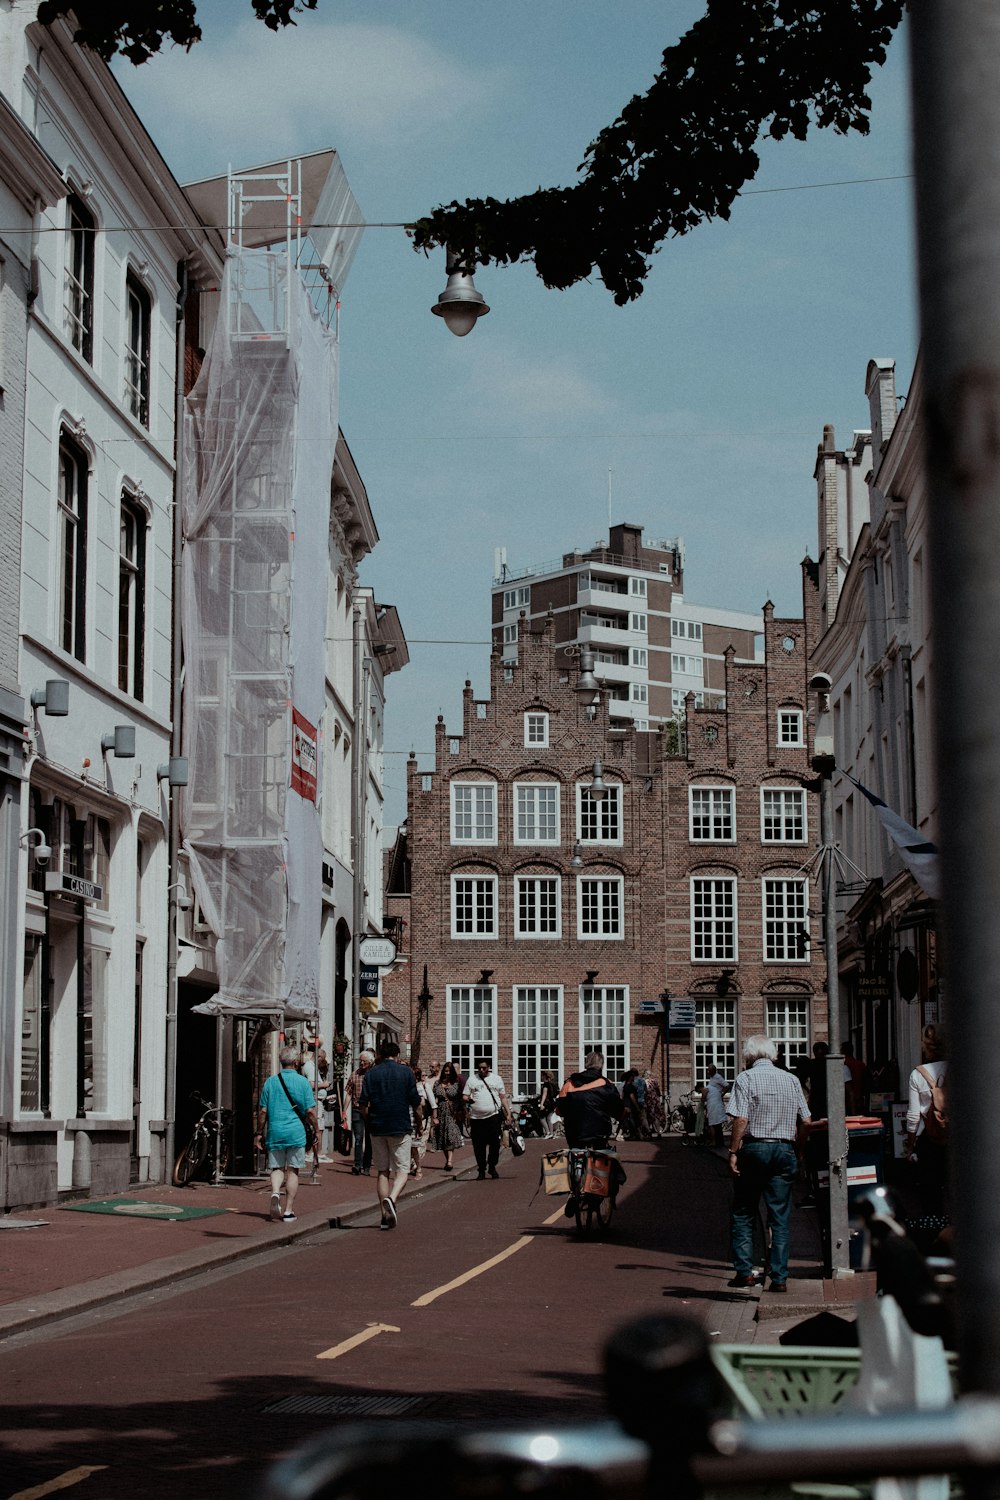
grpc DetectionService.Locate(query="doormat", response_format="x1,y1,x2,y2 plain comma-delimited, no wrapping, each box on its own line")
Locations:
62,1197,225,1221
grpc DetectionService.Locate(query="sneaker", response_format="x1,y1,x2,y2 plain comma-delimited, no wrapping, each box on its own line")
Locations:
382,1197,397,1229
282,1211,297,1222
727,1273,762,1289
269,1193,283,1221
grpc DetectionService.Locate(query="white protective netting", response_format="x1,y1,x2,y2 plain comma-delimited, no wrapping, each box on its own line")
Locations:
179,244,338,1015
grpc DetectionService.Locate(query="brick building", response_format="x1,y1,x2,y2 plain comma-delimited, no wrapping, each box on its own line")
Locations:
384,598,827,1103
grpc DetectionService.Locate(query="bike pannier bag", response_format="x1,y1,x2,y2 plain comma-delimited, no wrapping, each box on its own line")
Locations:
541,1151,571,1195
581,1150,612,1198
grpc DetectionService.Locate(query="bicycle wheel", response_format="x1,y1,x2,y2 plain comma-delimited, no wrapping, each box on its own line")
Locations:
173,1129,208,1186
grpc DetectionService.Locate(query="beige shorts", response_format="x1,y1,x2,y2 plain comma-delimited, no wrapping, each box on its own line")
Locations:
370,1133,412,1176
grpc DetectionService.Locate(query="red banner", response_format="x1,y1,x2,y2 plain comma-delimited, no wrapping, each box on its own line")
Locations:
291,708,318,802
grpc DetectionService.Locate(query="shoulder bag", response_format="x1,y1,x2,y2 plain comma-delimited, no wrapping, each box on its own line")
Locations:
277,1072,317,1151
481,1077,526,1157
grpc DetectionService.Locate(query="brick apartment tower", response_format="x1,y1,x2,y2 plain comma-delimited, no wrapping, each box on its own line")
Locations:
385,602,827,1102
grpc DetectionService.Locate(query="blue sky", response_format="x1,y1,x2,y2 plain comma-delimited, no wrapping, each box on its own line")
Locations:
115,1,918,826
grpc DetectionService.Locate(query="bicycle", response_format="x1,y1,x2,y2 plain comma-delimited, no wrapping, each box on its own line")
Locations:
667,1089,702,1138
172,1092,234,1185
566,1143,621,1236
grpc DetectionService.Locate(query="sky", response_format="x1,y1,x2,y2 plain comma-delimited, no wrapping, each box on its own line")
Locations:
114,1,919,828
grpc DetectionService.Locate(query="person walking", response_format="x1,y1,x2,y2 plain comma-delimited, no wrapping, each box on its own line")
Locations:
538,1069,559,1137
623,1069,652,1138
409,1065,435,1179
255,1045,318,1224
301,1043,332,1165
463,1057,512,1179
726,1034,810,1293
904,1024,949,1216
359,1038,422,1230
431,1061,464,1170
702,1064,730,1148
346,1049,374,1176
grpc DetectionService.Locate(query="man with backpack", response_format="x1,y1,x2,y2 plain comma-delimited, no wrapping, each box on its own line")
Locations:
904,1023,949,1216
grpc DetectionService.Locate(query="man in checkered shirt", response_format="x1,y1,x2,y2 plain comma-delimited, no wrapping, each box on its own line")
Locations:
726,1034,810,1293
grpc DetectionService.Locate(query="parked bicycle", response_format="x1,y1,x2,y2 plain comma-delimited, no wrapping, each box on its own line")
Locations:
666,1089,702,1138
172,1092,234,1185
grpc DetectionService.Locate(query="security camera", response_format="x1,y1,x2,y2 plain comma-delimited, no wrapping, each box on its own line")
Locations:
34,841,52,866
808,672,833,695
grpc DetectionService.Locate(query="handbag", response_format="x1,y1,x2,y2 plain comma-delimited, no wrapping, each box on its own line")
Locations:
507,1125,526,1157
277,1072,317,1151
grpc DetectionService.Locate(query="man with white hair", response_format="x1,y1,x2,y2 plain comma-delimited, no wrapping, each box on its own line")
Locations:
726,1034,810,1293
256,1045,318,1224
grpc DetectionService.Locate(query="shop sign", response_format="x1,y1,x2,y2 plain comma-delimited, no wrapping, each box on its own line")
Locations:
857,972,891,1005
290,708,318,802
360,965,379,998
359,936,397,967
45,872,102,902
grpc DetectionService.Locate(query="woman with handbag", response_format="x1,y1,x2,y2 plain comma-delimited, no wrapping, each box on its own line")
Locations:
431,1061,464,1171
409,1066,435,1179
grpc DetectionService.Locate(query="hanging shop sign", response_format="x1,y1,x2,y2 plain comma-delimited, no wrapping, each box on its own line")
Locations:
359,965,380,998
45,872,102,902
290,708,318,802
359,936,397,967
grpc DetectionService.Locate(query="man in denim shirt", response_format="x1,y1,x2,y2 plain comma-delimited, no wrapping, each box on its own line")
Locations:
360,1038,422,1230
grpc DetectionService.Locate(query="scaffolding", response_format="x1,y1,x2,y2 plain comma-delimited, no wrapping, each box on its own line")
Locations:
179,155,363,1018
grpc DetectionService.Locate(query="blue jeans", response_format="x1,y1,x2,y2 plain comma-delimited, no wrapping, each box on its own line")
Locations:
730,1140,798,1282
353,1112,371,1172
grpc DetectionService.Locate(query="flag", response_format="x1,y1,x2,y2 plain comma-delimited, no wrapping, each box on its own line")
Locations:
844,773,941,900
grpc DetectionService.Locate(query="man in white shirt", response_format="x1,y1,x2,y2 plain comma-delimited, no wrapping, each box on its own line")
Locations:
463,1058,512,1180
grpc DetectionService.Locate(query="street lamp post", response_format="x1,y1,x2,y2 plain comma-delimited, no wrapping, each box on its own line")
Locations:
810,672,851,1279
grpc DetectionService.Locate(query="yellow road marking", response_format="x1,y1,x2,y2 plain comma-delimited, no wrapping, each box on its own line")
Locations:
543,1204,567,1225
412,1236,537,1306
7,1466,108,1500
317,1321,400,1360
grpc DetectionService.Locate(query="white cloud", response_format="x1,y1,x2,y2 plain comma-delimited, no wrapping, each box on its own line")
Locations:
116,17,506,175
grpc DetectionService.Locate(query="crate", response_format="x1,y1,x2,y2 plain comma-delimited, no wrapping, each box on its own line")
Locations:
712,1345,864,1420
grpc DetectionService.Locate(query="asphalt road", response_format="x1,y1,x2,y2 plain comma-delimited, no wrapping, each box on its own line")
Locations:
0,1140,754,1500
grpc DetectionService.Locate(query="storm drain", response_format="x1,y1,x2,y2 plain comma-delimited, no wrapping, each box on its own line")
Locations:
263,1393,437,1417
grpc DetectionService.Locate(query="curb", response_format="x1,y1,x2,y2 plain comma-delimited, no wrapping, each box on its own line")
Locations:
0,1163,480,1343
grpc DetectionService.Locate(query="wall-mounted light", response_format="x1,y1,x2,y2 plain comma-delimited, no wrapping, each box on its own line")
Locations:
157,758,189,786
479,968,494,986
585,970,600,985
432,246,490,337
30,679,69,717
589,758,607,801
571,842,583,868
102,726,135,758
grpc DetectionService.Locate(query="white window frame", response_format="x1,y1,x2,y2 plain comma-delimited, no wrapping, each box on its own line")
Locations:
689,786,735,843
765,997,810,1066
524,711,549,748
694,998,737,1084
762,877,809,962
580,985,629,1080
630,611,648,633
630,647,648,668
760,786,807,844
515,874,562,938
451,874,499,939
690,876,737,961
450,780,497,845
503,622,517,644
629,576,647,597
514,781,560,844
777,708,805,747
447,985,497,1078
577,875,624,939
503,585,530,610
631,682,648,703
577,782,622,844
513,985,563,1097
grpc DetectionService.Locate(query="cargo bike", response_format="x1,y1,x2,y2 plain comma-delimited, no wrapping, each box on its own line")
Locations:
541,1141,623,1236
